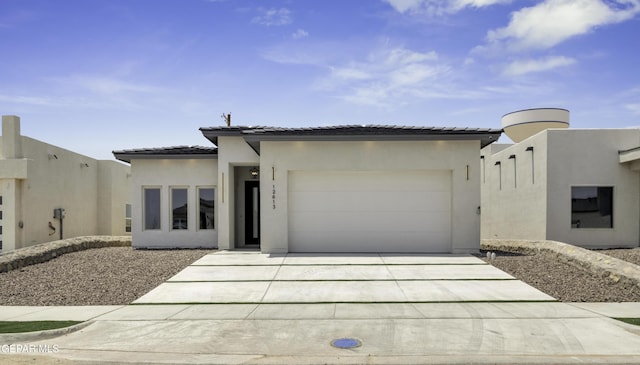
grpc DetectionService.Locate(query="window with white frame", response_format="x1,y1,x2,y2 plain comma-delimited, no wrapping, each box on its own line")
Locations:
171,188,188,230
143,188,161,230
198,187,215,230
571,186,613,228
125,204,132,233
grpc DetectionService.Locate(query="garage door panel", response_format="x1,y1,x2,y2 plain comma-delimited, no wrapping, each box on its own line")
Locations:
289,191,450,213
288,230,450,253
288,170,452,253
290,210,450,233
288,171,450,192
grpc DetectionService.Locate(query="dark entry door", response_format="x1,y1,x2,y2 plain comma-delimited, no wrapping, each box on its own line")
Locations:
244,181,260,245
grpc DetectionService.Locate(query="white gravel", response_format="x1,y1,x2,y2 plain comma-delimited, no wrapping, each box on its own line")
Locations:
0,247,211,305
483,248,640,302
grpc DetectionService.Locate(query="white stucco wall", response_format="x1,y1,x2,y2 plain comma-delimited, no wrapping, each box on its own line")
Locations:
216,137,259,250
481,134,549,240
258,140,482,254
546,129,640,248
130,158,218,248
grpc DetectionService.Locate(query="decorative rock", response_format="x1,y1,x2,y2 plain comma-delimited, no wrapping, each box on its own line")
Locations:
482,239,640,290
0,236,132,273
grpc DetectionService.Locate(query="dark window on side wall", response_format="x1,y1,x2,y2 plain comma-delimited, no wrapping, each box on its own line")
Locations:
571,187,613,228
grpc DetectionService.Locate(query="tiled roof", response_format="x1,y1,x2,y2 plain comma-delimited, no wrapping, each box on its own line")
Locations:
112,145,217,163
200,124,501,135
200,124,502,149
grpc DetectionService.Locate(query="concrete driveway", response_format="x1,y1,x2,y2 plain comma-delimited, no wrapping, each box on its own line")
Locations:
18,251,640,364
133,251,554,304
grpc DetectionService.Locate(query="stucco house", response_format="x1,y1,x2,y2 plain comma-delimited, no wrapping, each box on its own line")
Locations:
114,124,501,254
481,108,640,249
0,115,132,253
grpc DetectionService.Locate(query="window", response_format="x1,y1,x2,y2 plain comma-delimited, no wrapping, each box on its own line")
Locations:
571,187,613,228
198,188,215,230
171,188,188,230
125,204,132,233
143,188,161,230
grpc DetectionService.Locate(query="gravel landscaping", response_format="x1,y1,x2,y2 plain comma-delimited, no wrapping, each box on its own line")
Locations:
0,247,211,306
483,248,640,302
1,246,640,305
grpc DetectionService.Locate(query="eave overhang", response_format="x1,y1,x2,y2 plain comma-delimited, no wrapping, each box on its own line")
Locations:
200,125,503,155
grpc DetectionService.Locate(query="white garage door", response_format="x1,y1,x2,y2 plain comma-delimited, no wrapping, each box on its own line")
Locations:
288,170,451,253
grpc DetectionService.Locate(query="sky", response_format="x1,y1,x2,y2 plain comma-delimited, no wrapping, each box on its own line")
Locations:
1,0,639,160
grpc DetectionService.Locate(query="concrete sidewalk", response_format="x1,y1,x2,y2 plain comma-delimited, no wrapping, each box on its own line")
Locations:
2,302,640,322
3,252,640,364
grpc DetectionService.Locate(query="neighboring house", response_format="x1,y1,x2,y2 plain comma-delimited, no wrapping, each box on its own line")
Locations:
481,108,640,249
114,125,501,254
0,115,132,253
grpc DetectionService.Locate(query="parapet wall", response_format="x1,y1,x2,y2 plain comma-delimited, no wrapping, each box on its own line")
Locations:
482,239,640,290
0,236,131,273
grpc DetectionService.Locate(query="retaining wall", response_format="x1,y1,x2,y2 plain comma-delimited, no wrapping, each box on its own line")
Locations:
0,236,131,273
482,239,640,290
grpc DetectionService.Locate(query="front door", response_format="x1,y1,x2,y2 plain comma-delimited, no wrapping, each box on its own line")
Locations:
244,181,260,245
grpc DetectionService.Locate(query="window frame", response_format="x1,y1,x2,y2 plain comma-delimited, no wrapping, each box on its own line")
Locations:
197,186,216,231
170,186,189,231
571,186,614,229
125,203,132,233
142,187,162,231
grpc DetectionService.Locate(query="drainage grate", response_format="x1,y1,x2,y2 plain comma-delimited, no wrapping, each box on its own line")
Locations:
331,338,362,349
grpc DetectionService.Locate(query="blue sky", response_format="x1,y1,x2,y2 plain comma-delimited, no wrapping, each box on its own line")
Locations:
1,0,639,160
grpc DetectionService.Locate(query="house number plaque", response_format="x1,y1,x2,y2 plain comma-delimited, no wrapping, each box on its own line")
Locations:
272,185,276,209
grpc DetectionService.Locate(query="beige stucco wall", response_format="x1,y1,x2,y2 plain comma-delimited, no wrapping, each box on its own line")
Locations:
481,135,549,240
0,114,132,252
259,140,482,254
481,128,640,248
130,158,218,248
98,160,133,235
546,129,640,248
0,133,131,251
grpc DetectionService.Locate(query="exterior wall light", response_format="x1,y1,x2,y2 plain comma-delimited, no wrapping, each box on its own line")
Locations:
250,167,259,179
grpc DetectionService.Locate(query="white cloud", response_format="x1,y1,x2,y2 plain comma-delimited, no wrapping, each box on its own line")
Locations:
502,56,576,76
319,47,451,106
0,93,62,107
487,0,640,51
292,29,309,39
56,75,165,95
252,8,292,26
626,103,640,114
384,0,510,15
385,0,424,13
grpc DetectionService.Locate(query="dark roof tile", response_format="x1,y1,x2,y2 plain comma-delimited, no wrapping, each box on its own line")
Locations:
113,145,217,163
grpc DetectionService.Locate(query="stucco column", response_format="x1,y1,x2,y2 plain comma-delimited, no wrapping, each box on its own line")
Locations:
2,115,23,159
217,168,232,250
0,179,22,252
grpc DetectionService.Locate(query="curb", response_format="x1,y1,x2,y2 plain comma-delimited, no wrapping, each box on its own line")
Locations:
482,239,640,291
0,320,94,343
